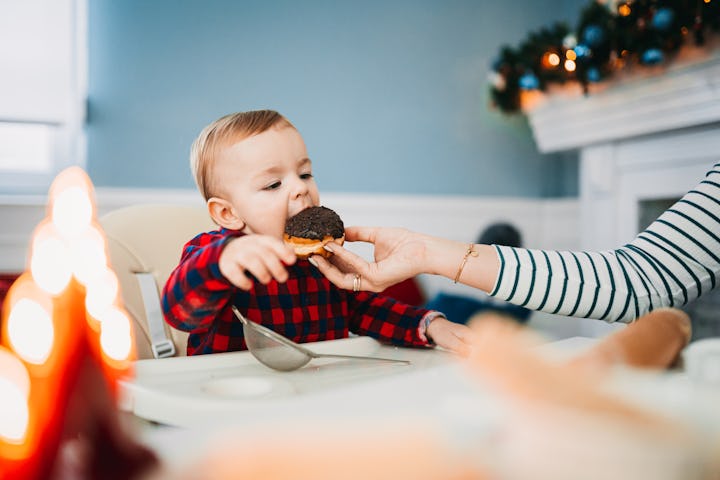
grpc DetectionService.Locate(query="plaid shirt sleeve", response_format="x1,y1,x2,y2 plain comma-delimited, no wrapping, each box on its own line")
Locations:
161,229,239,332
345,291,434,347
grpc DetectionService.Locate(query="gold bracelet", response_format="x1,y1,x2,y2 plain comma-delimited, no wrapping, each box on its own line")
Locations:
454,243,478,284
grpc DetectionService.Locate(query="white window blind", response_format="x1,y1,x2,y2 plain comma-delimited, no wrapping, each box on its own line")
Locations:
0,0,86,193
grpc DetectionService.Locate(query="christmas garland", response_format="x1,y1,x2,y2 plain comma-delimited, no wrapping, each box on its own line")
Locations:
489,0,720,113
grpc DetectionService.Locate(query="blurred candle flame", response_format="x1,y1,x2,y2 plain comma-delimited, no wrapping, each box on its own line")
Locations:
71,225,108,286
48,167,95,235
29,223,72,295
0,347,31,444
98,307,133,362
7,298,54,365
51,187,93,238
85,268,120,321
0,166,137,476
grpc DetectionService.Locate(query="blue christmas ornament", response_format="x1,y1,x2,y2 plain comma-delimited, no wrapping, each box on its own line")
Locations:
518,72,540,90
574,44,592,59
586,67,601,83
651,8,674,31
641,48,664,65
582,25,605,47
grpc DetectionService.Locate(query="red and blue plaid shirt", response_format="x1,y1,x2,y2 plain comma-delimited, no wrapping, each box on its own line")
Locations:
162,229,434,355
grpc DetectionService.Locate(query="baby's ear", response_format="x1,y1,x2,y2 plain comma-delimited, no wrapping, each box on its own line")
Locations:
207,197,245,231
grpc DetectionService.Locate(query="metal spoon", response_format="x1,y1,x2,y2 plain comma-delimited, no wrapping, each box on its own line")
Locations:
232,306,411,372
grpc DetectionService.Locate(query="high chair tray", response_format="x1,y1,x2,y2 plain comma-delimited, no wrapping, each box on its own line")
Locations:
118,336,454,427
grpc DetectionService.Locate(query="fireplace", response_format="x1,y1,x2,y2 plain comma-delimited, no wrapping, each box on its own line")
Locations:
527,53,720,338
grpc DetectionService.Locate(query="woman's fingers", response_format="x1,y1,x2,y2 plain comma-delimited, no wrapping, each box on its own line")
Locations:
322,243,370,274
343,226,378,243
310,255,357,290
310,250,387,293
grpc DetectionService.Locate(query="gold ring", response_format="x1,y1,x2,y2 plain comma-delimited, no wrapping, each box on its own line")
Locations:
353,273,361,292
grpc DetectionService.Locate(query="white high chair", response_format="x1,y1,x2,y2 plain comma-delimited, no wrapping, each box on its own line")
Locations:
100,204,215,359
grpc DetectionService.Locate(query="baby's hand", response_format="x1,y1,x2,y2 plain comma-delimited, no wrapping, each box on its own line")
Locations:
426,318,475,357
219,235,297,290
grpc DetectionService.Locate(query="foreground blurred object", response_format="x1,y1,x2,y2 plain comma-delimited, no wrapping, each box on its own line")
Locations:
568,307,692,372
0,167,157,479
167,424,486,480
148,309,718,480
465,313,719,480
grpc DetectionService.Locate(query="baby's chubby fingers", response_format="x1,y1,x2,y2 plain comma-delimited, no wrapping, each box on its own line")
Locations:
219,235,296,289
427,319,475,357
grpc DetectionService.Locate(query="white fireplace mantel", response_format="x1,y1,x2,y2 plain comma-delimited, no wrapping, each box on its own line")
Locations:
527,54,720,154
526,54,720,253
527,53,720,337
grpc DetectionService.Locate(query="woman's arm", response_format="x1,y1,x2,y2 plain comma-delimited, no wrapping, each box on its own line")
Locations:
314,163,720,323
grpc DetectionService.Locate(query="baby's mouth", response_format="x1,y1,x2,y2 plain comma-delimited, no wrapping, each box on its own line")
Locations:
289,204,314,219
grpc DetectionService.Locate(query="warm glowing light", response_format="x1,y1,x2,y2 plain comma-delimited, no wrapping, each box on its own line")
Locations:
99,308,132,361
0,347,30,396
564,59,576,72
0,379,29,444
71,225,108,286
0,348,31,444
565,49,577,61
541,52,561,68
30,224,72,295
85,268,120,320
48,167,95,223
704,0,710,4
7,298,54,365
618,4,631,16
52,187,93,238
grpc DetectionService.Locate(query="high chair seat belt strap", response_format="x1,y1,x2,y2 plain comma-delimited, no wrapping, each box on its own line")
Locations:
135,272,176,359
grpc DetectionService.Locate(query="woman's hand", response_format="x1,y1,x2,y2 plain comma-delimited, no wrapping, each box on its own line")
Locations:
310,226,428,292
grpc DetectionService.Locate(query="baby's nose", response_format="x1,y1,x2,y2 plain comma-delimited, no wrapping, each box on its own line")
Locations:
290,176,309,198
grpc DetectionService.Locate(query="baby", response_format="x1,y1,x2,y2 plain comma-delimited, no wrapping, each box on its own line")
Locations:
161,110,472,355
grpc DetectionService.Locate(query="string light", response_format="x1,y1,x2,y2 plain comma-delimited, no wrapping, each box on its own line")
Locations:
489,0,720,114
541,51,561,68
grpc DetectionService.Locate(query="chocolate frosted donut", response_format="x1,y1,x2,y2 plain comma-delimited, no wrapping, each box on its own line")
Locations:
284,206,345,259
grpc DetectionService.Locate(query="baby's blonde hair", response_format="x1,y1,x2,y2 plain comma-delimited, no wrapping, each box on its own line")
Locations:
190,110,294,200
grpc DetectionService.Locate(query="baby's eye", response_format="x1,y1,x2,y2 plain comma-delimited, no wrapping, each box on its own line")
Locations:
264,181,281,190
300,173,313,180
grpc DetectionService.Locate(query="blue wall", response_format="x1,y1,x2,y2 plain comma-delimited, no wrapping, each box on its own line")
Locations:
87,0,583,197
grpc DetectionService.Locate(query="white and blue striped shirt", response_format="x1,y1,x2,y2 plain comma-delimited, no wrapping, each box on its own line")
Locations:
490,163,720,323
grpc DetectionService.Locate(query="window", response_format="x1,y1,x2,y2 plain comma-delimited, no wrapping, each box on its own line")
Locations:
0,0,86,194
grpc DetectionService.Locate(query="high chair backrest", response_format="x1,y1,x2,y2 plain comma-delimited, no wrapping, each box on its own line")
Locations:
99,204,215,359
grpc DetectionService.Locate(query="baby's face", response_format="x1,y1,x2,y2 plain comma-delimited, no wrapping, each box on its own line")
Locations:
212,126,320,238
